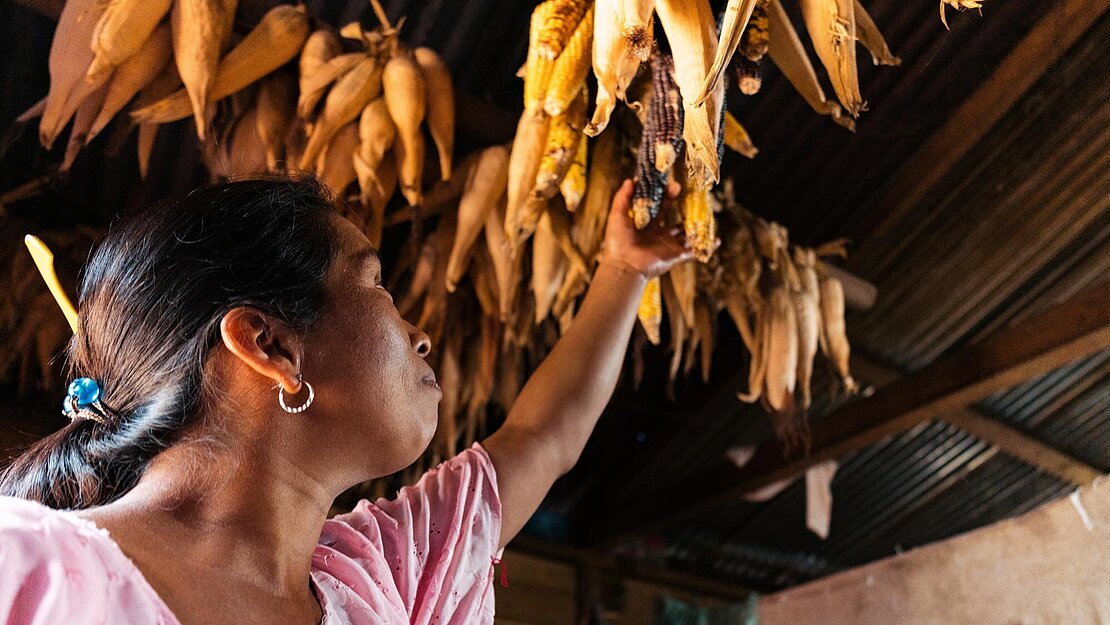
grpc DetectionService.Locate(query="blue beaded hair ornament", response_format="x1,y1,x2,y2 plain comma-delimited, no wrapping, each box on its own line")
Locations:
61,377,113,426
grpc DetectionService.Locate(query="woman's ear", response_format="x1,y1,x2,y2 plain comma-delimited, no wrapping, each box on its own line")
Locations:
220,306,304,393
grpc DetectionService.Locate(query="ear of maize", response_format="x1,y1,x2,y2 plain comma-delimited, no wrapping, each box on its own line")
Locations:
723,112,758,158
544,5,595,117
535,89,588,199
854,0,901,66
693,0,759,107
683,183,717,263
299,55,383,171
88,24,173,142
559,133,588,213
638,276,664,345
414,47,455,180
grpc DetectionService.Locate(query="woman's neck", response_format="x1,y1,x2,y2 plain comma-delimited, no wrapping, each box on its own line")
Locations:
83,437,336,597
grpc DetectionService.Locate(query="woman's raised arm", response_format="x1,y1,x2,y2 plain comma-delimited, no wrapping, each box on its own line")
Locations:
481,178,699,552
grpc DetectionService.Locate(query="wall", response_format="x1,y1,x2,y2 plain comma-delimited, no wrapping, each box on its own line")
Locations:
760,478,1110,625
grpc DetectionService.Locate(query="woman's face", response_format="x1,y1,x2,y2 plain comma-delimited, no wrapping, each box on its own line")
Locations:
303,214,440,481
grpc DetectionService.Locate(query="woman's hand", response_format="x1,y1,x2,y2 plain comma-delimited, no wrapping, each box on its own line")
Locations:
597,179,709,279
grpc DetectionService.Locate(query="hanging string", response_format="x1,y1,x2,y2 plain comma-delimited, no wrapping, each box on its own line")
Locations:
490,556,508,587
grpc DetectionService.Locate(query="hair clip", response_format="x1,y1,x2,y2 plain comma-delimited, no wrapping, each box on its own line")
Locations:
61,377,111,426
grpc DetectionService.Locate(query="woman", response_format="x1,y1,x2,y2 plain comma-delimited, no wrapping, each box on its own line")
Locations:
0,175,695,625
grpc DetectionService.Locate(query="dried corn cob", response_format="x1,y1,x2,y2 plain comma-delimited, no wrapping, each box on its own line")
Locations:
317,121,359,197
818,274,858,394
693,0,759,106
733,54,762,95
300,30,341,87
656,0,724,185
532,210,568,323
383,50,433,169
535,89,588,198
854,0,901,66
355,98,396,197
524,1,560,114
764,285,798,413
544,201,590,276
299,55,383,171
765,0,853,130
799,0,865,118
87,24,172,143
544,5,594,117
651,51,684,174
446,145,510,292
132,5,310,126
559,134,588,212
39,0,107,149
171,0,238,140
638,276,663,345
538,0,589,60
683,184,717,263
255,72,296,171
740,2,770,61
414,47,455,180
298,53,364,121
505,112,552,252
60,83,108,172
793,247,820,409
87,0,173,82
631,138,668,230
723,112,758,158
661,272,688,381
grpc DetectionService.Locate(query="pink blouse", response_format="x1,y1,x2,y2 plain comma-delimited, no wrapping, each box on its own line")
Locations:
0,441,506,625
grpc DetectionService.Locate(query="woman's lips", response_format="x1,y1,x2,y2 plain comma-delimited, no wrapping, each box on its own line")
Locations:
421,372,441,392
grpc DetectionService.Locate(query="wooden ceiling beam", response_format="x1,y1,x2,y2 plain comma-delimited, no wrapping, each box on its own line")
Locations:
588,280,1110,546
857,0,1110,247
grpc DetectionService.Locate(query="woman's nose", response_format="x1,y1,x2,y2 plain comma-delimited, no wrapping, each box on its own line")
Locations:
410,325,431,357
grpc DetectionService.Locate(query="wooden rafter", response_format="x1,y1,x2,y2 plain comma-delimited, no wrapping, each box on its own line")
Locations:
589,280,1110,545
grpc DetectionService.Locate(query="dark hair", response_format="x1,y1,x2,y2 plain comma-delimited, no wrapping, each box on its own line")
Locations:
0,177,341,510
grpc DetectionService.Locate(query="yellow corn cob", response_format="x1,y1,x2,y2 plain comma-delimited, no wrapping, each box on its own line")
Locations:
534,89,588,198
638,276,663,345
132,5,310,126
544,4,594,117
683,184,718,263
740,2,770,61
505,111,552,252
538,0,588,60
559,133,587,212
723,112,758,158
524,1,559,114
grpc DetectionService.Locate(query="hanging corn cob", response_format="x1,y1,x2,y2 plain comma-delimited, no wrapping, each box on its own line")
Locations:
559,134,588,213
799,0,865,118
651,51,684,174
544,4,595,117
413,47,455,180
534,89,589,199
586,0,643,136
638,276,664,345
723,112,758,158
693,0,759,106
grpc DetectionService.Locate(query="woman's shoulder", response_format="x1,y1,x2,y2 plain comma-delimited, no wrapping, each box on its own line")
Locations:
0,496,177,625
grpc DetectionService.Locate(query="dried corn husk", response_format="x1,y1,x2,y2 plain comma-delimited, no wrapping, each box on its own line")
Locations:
818,273,858,394
39,0,108,149
171,0,238,139
586,0,642,136
793,248,820,410
799,0,865,117
61,83,108,173
317,121,359,197
694,0,760,106
765,0,853,130
853,0,901,66
722,112,758,158
655,0,724,185
559,134,588,212
446,145,510,291
354,98,396,196
87,23,173,142
532,210,568,323
505,112,551,252
86,0,173,82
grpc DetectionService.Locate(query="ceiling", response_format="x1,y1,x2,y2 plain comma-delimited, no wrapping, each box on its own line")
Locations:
2,0,1107,594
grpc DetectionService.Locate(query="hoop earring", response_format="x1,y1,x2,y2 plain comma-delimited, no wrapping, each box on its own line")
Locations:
279,373,315,413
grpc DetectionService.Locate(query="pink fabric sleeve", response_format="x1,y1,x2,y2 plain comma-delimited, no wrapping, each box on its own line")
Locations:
322,441,505,617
